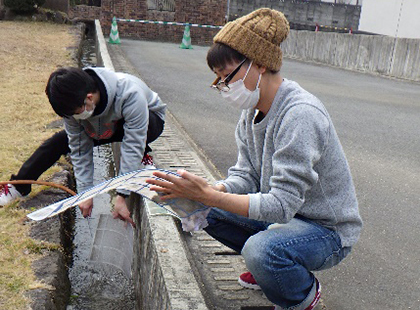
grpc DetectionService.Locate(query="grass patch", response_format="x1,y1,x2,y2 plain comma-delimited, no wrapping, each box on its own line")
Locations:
0,21,76,181
0,20,78,309
0,204,58,308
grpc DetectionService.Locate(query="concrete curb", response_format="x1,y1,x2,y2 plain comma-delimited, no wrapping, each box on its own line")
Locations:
95,19,114,71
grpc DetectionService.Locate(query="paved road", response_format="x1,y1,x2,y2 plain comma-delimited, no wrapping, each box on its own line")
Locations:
120,39,420,310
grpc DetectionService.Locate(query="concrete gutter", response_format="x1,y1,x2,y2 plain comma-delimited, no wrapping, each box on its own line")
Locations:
94,20,209,310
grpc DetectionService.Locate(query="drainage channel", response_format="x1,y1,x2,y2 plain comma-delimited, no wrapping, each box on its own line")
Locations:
66,23,135,310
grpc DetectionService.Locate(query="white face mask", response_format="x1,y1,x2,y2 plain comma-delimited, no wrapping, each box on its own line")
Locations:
73,102,95,120
221,61,262,110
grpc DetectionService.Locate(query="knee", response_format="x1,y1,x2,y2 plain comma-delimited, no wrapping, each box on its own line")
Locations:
242,232,268,268
242,233,294,272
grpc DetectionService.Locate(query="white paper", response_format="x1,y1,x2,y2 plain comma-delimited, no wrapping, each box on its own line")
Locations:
27,168,210,221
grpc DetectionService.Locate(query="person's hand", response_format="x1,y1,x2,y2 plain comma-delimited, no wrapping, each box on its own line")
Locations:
146,169,215,205
112,195,136,228
212,184,226,192
78,198,93,218
148,170,250,217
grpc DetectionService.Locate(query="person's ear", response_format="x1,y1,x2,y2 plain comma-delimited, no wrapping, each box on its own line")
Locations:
256,65,267,74
86,93,94,101
85,93,96,107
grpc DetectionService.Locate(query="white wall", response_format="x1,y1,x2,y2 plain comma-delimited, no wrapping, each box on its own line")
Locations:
359,0,420,38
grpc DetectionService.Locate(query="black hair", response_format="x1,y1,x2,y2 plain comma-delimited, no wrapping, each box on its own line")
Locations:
207,42,279,74
206,43,247,71
45,67,98,118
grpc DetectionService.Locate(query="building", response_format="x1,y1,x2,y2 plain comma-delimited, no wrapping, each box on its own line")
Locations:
359,0,420,38
229,0,361,31
321,0,363,5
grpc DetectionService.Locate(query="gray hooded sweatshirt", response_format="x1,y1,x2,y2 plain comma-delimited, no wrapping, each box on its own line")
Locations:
64,67,166,193
218,79,362,248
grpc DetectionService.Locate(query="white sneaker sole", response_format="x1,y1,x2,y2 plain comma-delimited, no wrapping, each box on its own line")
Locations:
238,277,261,290
0,185,23,206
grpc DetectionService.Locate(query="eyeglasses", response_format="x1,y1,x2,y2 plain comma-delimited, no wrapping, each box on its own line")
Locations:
211,58,247,92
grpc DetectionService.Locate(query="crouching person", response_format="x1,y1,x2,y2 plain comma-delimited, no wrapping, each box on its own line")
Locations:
146,8,362,310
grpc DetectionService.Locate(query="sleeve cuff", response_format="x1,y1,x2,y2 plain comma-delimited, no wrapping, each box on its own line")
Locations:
215,181,233,193
248,193,261,220
77,183,94,194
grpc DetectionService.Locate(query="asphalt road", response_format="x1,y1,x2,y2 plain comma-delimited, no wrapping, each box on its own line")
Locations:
120,39,420,310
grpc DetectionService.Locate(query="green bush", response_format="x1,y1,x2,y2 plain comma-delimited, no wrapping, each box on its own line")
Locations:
4,0,46,14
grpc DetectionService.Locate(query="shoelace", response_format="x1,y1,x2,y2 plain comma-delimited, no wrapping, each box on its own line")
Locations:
0,184,11,196
142,154,154,166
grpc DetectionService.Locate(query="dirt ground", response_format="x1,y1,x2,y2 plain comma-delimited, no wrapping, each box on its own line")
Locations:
0,20,80,310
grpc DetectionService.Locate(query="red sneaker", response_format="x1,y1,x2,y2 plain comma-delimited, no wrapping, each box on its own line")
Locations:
305,278,321,310
141,153,155,169
272,278,321,310
238,271,261,290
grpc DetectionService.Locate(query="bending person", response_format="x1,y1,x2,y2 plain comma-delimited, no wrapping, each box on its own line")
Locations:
1,67,166,226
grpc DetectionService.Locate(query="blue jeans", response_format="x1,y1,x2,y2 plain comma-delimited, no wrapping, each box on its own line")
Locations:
204,208,351,310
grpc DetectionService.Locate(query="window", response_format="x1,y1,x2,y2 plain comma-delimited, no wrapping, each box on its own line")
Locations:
71,0,101,7
147,0,175,12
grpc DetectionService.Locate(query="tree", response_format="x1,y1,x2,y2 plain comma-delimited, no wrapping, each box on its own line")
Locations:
4,0,46,14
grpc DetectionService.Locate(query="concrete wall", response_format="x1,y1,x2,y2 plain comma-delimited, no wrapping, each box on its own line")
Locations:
282,29,420,82
107,143,208,310
359,0,420,39
130,194,172,310
129,194,208,310
229,0,361,30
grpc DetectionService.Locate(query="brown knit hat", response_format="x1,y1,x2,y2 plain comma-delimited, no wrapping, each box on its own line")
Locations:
214,8,289,71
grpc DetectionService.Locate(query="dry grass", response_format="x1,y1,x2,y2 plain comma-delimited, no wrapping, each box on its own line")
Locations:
0,21,77,309
0,21,76,181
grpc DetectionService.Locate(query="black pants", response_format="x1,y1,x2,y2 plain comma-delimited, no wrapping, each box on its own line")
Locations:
11,111,164,195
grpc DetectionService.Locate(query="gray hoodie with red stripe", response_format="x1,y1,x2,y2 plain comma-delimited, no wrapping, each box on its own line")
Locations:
64,67,166,193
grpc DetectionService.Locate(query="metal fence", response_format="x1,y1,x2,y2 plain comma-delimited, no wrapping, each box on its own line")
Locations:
147,0,175,12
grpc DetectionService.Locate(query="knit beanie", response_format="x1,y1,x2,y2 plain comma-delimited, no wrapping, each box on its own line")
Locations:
214,8,290,71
